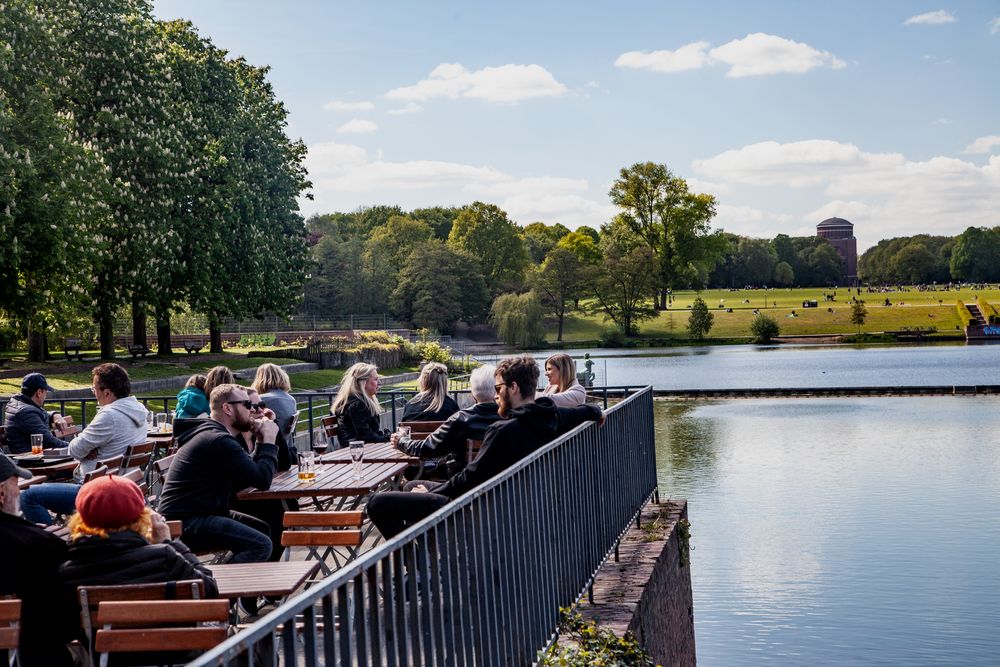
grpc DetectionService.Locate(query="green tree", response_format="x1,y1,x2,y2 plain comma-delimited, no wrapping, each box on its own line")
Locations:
773,261,795,286
851,300,868,335
448,202,529,295
556,230,602,265
390,241,488,332
411,206,460,240
891,242,935,284
749,313,780,343
587,222,658,335
687,297,714,339
489,291,546,347
523,221,571,263
363,215,433,311
950,227,1000,282
609,161,723,306
531,247,587,341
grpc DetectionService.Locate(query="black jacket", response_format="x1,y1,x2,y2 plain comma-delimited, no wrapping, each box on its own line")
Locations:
335,395,390,446
158,418,278,520
401,394,460,423
3,393,69,453
435,397,602,500
58,530,219,598
408,401,503,477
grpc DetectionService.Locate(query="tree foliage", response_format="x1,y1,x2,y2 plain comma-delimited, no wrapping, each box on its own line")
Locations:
587,222,658,335
489,291,545,348
448,201,529,295
531,247,589,341
851,300,868,334
750,313,780,343
390,241,488,332
687,297,714,339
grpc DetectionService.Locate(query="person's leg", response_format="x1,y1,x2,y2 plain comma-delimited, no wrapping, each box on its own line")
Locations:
366,490,450,540
19,483,80,525
181,513,272,564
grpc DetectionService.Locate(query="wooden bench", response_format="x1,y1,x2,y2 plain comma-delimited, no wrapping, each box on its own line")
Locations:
63,338,83,360
467,438,484,463
281,511,364,576
127,343,152,359
182,341,204,354
0,598,21,663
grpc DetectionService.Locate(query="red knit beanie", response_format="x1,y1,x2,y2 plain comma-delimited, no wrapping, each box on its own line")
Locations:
75,475,146,528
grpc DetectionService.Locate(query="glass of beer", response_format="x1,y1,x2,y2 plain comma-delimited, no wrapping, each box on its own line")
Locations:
297,450,316,482
156,413,169,433
349,440,365,479
30,433,44,456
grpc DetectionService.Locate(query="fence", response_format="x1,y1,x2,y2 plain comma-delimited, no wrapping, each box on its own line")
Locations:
190,386,656,666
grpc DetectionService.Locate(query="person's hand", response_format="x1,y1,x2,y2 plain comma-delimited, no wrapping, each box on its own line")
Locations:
254,418,279,443
51,413,66,430
390,432,400,447
597,410,607,427
261,407,276,421
83,450,99,460
410,484,428,494
150,511,171,544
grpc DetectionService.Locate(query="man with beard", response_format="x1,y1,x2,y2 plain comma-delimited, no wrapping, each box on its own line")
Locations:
367,355,603,539
158,384,278,564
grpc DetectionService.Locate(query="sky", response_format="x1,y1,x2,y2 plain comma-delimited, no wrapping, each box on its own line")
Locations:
151,1,1000,251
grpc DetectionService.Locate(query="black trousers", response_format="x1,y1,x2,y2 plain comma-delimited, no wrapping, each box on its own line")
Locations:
366,481,450,540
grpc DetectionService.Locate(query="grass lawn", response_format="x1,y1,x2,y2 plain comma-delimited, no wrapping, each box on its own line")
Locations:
552,286,996,342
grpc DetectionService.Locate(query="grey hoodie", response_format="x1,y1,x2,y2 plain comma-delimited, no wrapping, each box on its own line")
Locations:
68,396,149,480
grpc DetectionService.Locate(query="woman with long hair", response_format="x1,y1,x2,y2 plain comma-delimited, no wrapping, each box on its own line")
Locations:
252,363,297,443
537,353,586,407
401,362,460,422
331,363,390,445
203,365,235,402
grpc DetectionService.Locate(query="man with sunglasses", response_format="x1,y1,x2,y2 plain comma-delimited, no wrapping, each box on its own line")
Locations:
159,384,279,565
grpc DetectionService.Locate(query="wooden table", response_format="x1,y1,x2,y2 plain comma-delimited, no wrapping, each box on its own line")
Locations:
236,461,408,503
320,441,419,465
208,561,320,600
18,475,47,491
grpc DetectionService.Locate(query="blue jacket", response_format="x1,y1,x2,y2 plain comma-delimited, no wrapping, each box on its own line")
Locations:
2,394,69,454
174,387,209,419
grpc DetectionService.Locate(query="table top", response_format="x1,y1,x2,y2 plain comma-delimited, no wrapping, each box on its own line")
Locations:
146,430,174,439
18,475,47,491
320,441,419,464
237,461,408,501
208,560,320,599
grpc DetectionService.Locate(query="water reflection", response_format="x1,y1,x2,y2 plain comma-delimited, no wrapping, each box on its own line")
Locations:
656,396,1000,666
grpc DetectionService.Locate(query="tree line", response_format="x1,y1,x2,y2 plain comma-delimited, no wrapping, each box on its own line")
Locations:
858,228,1000,285
0,0,309,360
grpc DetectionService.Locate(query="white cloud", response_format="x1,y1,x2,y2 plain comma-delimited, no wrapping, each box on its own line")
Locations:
615,41,712,73
385,62,568,103
323,100,375,111
336,119,378,134
714,204,797,238
615,33,845,77
305,141,368,178
386,103,423,115
964,135,1000,154
991,17,1000,34
804,200,873,223
904,10,956,25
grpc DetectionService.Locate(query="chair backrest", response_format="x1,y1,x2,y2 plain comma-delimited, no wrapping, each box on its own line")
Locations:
166,520,183,539
54,415,81,439
320,415,338,438
467,439,484,463
93,600,229,666
123,441,155,472
152,453,175,478
96,455,123,474
0,598,21,651
120,467,148,494
82,465,110,484
0,426,8,454
399,420,446,441
280,511,364,548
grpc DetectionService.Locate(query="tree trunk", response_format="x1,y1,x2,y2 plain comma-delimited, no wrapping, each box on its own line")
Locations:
209,317,223,353
156,307,173,355
131,298,147,348
556,313,564,342
27,327,47,363
99,309,115,360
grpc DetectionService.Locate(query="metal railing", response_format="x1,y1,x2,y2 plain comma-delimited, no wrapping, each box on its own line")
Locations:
190,386,656,666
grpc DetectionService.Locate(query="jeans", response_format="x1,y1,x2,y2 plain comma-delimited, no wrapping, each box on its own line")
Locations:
366,481,451,540
20,482,80,525
180,511,272,564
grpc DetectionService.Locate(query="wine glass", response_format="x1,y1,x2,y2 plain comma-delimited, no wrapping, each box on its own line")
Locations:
145,410,154,432
395,425,411,452
349,440,364,479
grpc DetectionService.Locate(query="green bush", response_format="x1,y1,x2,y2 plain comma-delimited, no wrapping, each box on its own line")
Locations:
537,607,654,667
749,313,780,343
235,333,276,348
955,300,976,327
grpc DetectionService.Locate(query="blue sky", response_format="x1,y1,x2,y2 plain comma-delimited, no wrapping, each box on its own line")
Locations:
152,1,1000,250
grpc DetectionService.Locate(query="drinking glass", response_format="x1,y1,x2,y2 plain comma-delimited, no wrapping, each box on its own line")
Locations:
349,440,365,479
145,411,154,431
156,413,169,433
297,450,316,482
30,433,43,456
395,425,411,451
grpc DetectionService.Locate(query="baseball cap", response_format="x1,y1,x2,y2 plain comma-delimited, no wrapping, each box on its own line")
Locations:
21,373,55,394
0,454,32,481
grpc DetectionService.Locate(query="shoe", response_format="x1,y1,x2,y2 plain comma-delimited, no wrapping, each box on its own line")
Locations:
238,596,260,616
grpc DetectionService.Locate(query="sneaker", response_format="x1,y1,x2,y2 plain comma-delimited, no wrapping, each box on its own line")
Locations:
238,596,260,616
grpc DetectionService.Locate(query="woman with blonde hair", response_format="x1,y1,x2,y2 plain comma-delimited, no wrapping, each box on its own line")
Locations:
401,362,460,422
538,353,586,407
331,362,390,445
252,362,297,443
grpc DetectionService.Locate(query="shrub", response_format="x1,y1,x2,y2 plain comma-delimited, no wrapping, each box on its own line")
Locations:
749,313,780,343
687,297,714,339
955,300,975,327
537,607,653,666
235,333,276,348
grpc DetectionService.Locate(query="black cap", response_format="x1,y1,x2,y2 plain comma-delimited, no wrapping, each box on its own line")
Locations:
21,372,55,395
0,455,32,482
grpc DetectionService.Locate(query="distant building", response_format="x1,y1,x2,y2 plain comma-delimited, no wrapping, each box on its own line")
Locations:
816,217,857,286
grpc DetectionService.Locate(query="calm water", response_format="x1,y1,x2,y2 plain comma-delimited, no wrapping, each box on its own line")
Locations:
657,396,1000,666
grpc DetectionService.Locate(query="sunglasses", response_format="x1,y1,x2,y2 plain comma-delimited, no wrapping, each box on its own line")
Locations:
225,399,253,409
251,401,267,410
494,382,508,393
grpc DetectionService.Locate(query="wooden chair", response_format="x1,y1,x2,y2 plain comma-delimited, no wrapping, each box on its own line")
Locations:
281,511,364,576
93,599,229,667
467,438,484,463
54,415,81,439
148,453,175,507
78,580,207,664
0,598,21,667
399,420,446,441
122,441,155,475
120,467,148,495
166,520,183,539
318,416,338,454
0,426,8,454
96,454,123,474
82,465,110,484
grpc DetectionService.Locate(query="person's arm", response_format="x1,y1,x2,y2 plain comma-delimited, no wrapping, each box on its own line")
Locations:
555,403,604,433
433,423,507,499
66,410,112,460
546,382,587,408
161,541,220,598
224,432,279,490
411,412,464,459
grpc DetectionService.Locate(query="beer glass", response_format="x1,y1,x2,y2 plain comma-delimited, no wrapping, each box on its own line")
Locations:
297,450,316,482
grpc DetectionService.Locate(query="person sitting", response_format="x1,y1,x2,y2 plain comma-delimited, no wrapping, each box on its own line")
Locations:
252,363,298,444
367,355,603,539
2,372,70,454
537,353,587,407
174,373,209,419
331,362,390,445
401,362,460,422
0,455,76,667
202,365,235,402
20,363,149,525
396,365,502,479
158,384,278,564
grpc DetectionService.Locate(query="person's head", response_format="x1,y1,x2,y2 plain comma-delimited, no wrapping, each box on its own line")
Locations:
203,366,235,400
330,363,381,417
21,372,55,407
544,353,577,392
0,455,31,516
91,363,131,406
494,355,539,417
69,475,151,541
209,383,255,433
416,362,449,412
245,389,269,427
185,374,207,392
252,363,291,394
469,364,497,403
